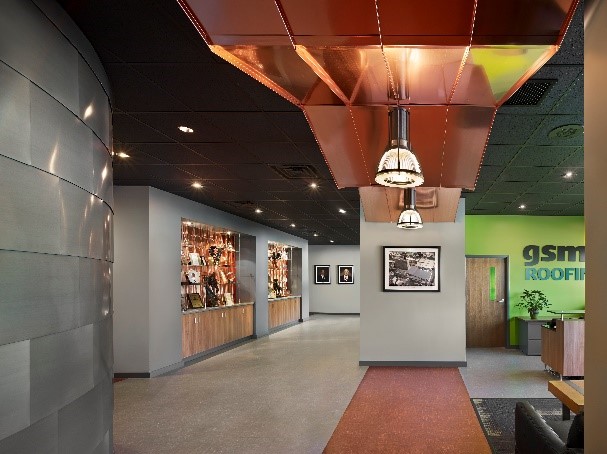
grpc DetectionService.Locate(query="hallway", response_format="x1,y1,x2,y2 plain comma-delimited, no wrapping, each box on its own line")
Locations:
113,315,552,453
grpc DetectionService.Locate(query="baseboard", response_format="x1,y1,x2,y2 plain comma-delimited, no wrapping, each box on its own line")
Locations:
150,360,185,378
253,332,269,339
310,312,360,316
359,360,467,367
269,320,300,334
113,372,150,379
506,344,519,350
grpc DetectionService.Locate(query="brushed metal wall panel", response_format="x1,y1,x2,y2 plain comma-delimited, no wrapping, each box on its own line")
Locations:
0,251,79,345
58,180,107,260
30,85,94,192
57,382,104,454
0,0,78,113
101,374,113,434
30,324,94,423
93,317,113,386
78,258,113,327
93,430,110,454
92,136,113,208
0,340,30,440
0,413,58,454
0,156,62,254
32,0,112,102
79,57,111,147
0,62,31,165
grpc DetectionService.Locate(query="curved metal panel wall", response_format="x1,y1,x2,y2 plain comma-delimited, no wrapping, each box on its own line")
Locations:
0,0,113,452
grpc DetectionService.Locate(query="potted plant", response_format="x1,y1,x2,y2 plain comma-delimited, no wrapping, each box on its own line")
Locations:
516,289,551,319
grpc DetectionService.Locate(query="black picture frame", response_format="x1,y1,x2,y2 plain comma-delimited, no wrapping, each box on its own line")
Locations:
383,246,441,292
338,265,354,284
314,265,331,284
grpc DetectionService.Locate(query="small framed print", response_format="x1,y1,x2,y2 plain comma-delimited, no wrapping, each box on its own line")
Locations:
338,265,354,284
187,292,204,308
383,246,440,292
315,265,331,284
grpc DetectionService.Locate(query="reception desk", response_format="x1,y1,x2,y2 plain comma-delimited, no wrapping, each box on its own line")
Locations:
268,296,301,330
541,319,584,377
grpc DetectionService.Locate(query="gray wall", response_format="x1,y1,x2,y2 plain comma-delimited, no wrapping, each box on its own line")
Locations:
113,186,309,375
359,201,466,365
585,5,607,449
309,245,361,313
0,0,113,452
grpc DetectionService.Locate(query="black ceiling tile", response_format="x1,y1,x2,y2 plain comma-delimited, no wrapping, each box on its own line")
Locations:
498,66,582,116
488,181,532,193
550,72,584,115
294,142,327,163
558,205,584,216
551,193,584,204
469,209,496,215
106,64,191,112
488,114,544,145
124,143,212,165
536,203,571,212
206,112,289,142
112,145,166,165
477,165,505,181
527,182,577,194
130,112,230,142
114,164,197,181
223,65,301,112
540,167,584,183
246,143,308,164
266,112,316,142
225,164,283,180
135,63,259,112
527,114,584,146
481,193,517,203
266,191,316,201
497,166,552,182
545,4,584,65
531,209,567,215
566,182,584,195
112,113,172,143
509,145,577,167
173,165,236,180
187,143,260,164
474,202,508,211
482,145,521,166
558,148,584,168
512,192,556,204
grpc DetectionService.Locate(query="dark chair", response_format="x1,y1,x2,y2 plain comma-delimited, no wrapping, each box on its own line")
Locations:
515,401,584,454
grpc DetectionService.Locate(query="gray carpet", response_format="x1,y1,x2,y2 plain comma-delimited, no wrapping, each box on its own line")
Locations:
471,398,563,454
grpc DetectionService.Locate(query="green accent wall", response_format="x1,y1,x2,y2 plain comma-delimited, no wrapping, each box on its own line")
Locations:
465,215,585,345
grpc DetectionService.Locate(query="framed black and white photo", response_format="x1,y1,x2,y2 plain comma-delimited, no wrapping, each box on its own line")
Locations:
314,265,331,284
383,246,440,292
338,265,354,284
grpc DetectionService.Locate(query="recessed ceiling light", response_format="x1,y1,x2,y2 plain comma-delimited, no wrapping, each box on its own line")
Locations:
564,171,573,178
330,240,334,243
309,182,318,189
339,208,346,214
191,182,203,189
290,223,296,227
178,125,194,133
313,233,319,237
255,208,263,214
519,204,526,209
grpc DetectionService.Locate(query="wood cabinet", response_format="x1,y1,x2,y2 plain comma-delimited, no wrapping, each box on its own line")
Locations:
182,303,254,359
541,319,585,377
268,297,301,330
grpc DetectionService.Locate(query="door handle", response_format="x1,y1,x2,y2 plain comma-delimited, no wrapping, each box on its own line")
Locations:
497,299,505,303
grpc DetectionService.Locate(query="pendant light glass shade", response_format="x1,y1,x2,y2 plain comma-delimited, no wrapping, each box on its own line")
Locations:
375,107,424,188
397,188,423,229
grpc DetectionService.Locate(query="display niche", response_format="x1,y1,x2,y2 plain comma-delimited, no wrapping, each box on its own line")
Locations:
181,220,240,311
268,242,292,299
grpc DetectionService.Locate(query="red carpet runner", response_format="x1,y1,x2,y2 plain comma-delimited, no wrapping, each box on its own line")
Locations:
324,367,490,454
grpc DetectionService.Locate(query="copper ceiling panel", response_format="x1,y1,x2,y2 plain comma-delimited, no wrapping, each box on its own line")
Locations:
472,0,578,45
359,186,462,223
303,105,371,188
377,0,476,46
440,106,496,189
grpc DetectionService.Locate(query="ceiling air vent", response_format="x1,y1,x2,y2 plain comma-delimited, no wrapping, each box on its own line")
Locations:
229,200,256,208
504,79,556,106
270,164,320,179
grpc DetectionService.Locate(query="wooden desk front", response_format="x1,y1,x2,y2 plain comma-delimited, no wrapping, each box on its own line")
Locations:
541,319,584,377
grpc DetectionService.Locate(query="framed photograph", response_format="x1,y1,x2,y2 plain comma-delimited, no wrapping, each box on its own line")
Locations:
338,265,354,284
383,246,440,292
315,265,331,284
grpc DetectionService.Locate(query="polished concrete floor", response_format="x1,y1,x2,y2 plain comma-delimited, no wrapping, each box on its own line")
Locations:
114,315,553,453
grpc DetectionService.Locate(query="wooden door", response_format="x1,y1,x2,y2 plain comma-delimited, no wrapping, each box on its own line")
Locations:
466,257,507,347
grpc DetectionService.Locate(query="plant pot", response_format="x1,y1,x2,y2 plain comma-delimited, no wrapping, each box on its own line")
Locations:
529,309,539,319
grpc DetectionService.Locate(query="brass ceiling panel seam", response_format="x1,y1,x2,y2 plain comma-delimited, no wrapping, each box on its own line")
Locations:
176,0,213,45
300,108,340,188
470,107,497,191
557,0,581,47
274,0,297,48
348,105,373,185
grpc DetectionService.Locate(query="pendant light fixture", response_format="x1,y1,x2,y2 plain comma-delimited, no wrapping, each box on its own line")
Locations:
397,188,423,229
375,107,423,188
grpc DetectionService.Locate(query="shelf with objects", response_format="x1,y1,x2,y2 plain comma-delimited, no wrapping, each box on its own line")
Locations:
180,219,256,359
267,241,302,331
